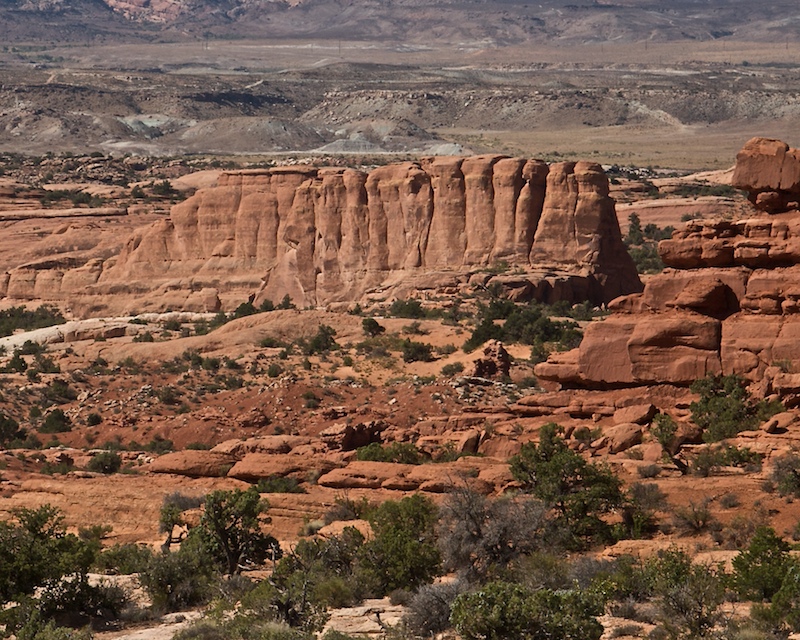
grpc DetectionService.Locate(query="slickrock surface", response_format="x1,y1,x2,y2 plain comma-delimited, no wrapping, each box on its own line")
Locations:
0,157,641,315
537,137,800,396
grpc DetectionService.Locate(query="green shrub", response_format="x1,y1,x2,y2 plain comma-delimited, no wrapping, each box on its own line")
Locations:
157,386,182,405
401,339,434,363
256,476,307,494
162,319,182,331
43,380,77,404
389,299,426,319
623,214,672,274
248,529,365,632
690,374,782,442
621,482,667,539
0,305,65,338
33,355,60,374
770,453,800,498
86,413,102,427
450,581,604,640
440,362,464,377
199,487,281,574
139,535,215,612
173,618,309,640
463,303,581,353
0,413,23,447
650,551,728,639
143,436,174,454
300,325,338,355
733,527,794,601
358,494,440,595
15,619,92,640
0,505,98,605
356,442,422,465
361,318,385,337
232,301,258,318
39,409,71,434
651,413,677,451
86,451,121,475
151,180,175,196
94,543,154,575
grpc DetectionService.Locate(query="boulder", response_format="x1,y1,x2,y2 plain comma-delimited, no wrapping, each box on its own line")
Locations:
317,461,417,489
227,453,341,482
613,404,657,425
468,340,511,378
319,421,386,451
211,435,309,457
604,423,643,454
148,451,237,478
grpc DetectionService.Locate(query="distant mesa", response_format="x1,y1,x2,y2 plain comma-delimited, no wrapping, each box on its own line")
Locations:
0,155,642,316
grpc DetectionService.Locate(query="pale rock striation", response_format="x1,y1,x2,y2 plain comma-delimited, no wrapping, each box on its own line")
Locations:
536,138,800,400
0,156,641,315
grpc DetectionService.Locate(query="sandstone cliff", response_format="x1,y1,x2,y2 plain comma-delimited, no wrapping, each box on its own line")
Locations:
537,137,800,399
0,156,641,315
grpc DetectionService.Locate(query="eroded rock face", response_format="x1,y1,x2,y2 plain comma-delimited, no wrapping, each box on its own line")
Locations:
0,157,641,315
732,137,800,213
537,138,800,394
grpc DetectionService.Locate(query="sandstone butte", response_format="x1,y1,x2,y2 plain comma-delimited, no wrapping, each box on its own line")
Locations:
0,156,642,316
536,137,800,402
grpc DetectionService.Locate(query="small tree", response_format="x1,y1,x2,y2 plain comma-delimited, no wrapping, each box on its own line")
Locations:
361,318,385,338
0,413,22,447
302,325,338,355
140,533,214,612
733,526,793,602
510,423,624,547
358,494,440,595
0,505,97,605
40,410,71,434
625,213,644,245
651,413,678,452
199,487,279,575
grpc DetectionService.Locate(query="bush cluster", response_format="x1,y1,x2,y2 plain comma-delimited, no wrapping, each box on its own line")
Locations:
690,374,782,442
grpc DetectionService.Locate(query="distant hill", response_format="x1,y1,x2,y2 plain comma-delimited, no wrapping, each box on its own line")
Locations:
3,0,800,44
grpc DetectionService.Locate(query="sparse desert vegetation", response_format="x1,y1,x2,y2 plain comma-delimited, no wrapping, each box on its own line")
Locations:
3,4,800,639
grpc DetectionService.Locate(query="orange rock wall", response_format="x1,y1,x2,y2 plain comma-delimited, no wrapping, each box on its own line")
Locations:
0,156,641,313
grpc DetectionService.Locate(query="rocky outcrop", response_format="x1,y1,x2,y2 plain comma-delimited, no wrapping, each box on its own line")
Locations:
537,138,800,394
0,157,641,315
732,137,800,213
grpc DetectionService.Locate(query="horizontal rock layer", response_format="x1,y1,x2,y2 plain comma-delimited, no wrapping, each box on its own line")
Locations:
0,156,641,314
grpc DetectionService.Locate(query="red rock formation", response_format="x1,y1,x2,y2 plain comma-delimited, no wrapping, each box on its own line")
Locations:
0,156,641,315
732,137,800,213
537,138,800,395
